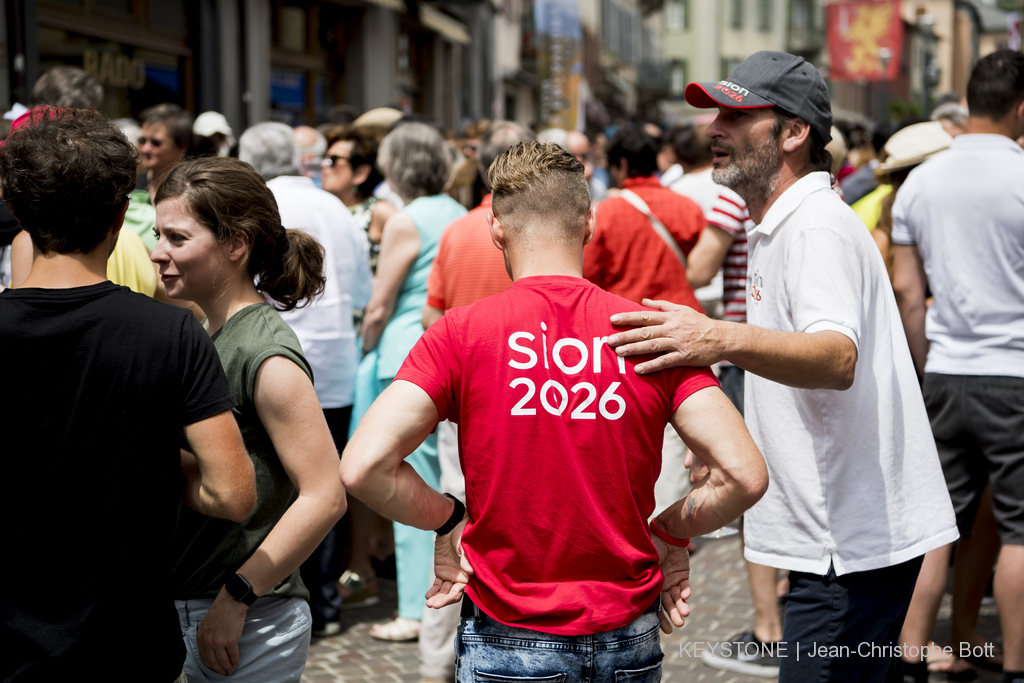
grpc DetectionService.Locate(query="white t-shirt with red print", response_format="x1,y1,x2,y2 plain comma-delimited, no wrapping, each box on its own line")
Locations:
395,275,718,636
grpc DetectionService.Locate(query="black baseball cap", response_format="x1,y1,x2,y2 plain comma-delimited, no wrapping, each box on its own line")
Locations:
685,51,833,143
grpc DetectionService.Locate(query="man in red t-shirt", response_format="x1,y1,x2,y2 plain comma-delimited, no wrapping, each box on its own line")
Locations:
341,142,767,681
584,125,705,313
418,120,533,683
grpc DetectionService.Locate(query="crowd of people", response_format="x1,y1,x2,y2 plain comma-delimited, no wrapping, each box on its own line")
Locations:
0,47,1021,683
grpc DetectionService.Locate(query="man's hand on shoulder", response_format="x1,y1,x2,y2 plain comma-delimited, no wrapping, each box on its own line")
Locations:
426,517,473,609
651,534,691,634
608,299,726,374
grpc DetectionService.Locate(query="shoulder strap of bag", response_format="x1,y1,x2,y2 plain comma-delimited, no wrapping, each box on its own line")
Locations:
619,189,688,269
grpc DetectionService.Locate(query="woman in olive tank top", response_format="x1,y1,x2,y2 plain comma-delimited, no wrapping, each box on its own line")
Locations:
152,156,346,682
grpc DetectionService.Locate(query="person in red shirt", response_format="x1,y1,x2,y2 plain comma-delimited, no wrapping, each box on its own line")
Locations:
584,125,705,313
341,141,767,682
418,119,534,683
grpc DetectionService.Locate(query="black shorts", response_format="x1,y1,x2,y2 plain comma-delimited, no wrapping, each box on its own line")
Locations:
780,557,923,683
923,373,1024,546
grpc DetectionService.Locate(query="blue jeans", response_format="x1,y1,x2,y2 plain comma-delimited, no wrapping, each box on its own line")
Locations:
456,599,663,683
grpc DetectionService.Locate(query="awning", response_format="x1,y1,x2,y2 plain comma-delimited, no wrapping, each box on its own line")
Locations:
418,3,471,44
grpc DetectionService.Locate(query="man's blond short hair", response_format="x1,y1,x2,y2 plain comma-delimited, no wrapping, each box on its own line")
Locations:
488,141,591,242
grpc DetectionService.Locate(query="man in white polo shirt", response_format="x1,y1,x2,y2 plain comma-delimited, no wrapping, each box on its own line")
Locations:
892,49,1024,683
607,51,958,683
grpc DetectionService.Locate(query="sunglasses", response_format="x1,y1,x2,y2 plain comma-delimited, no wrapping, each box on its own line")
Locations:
322,155,351,168
138,136,165,147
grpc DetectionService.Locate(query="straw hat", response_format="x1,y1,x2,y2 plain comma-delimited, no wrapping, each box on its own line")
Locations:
878,121,953,173
352,107,403,130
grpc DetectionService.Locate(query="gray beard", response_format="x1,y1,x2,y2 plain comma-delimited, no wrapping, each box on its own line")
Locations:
711,135,782,206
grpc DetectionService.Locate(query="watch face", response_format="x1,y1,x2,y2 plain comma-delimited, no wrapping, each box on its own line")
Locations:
226,574,254,603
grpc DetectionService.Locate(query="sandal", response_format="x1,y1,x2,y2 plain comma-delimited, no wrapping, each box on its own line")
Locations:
370,616,421,642
338,570,380,610
927,648,978,682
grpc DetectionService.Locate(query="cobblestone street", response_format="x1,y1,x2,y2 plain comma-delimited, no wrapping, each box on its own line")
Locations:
302,537,1003,683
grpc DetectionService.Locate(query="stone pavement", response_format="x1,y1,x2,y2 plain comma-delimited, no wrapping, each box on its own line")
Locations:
302,536,1003,683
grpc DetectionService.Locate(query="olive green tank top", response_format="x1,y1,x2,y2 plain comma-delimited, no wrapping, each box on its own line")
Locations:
173,303,313,600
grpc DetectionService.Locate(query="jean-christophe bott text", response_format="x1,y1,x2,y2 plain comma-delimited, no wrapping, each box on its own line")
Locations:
680,640,997,660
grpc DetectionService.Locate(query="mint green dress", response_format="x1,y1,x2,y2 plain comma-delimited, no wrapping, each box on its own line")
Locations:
350,193,466,620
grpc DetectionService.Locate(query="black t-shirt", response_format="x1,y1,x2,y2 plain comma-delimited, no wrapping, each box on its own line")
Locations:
0,282,236,682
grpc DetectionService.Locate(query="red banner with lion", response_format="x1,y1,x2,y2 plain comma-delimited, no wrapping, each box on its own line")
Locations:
827,0,903,82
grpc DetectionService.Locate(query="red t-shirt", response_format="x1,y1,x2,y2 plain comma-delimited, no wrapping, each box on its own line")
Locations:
426,195,512,311
584,176,705,313
395,275,719,635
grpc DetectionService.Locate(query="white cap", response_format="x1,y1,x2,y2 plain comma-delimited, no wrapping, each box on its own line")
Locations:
193,111,236,148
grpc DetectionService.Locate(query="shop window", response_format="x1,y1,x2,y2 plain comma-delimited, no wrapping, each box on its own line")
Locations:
271,68,307,124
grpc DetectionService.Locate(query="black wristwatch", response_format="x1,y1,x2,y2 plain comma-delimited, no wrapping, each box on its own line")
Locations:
435,493,465,536
225,573,257,606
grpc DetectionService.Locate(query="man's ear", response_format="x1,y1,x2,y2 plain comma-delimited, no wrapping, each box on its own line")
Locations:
487,212,506,252
583,206,597,246
780,118,812,155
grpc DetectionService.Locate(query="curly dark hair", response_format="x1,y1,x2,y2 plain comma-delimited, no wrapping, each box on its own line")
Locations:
155,156,326,311
0,107,137,254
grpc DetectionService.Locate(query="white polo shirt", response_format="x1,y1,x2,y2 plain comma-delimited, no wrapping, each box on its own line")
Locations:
268,176,373,408
741,172,957,576
891,134,1024,378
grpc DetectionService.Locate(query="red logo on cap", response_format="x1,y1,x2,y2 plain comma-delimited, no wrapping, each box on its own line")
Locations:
714,81,750,104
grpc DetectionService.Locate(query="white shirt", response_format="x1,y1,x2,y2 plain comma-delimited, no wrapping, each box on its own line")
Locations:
268,176,373,408
666,167,723,303
743,172,958,576
891,134,1024,378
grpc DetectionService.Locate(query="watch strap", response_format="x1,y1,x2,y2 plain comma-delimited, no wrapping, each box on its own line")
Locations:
435,493,465,536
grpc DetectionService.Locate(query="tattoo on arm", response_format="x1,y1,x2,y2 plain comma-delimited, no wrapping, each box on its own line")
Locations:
685,495,696,519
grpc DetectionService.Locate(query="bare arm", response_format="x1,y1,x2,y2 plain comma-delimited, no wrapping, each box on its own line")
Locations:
422,304,444,330
181,411,257,522
362,212,420,353
608,300,858,391
196,356,347,674
368,199,398,245
340,380,455,530
892,244,929,377
686,226,734,289
9,230,32,288
655,385,768,539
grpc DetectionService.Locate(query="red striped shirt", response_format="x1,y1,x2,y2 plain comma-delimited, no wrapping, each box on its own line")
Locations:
706,188,753,323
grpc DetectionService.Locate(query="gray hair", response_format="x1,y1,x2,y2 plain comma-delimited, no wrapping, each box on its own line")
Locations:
32,66,104,109
931,102,969,127
239,122,302,180
378,122,451,201
479,121,536,181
